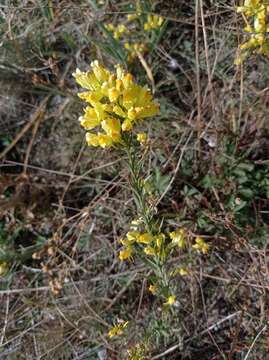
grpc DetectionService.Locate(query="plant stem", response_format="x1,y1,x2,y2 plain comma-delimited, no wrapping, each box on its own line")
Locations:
124,141,170,291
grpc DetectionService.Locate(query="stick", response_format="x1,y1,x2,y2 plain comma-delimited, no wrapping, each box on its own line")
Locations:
0,96,49,160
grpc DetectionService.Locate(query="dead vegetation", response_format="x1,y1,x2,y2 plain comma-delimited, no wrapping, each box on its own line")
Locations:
0,1,268,359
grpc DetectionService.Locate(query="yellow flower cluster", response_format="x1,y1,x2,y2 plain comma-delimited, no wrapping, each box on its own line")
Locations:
108,321,129,338
102,4,165,63
144,15,164,31
119,226,210,261
73,61,159,148
124,42,147,62
119,229,167,260
169,228,185,248
105,23,127,40
236,0,269,63
119,231,154,260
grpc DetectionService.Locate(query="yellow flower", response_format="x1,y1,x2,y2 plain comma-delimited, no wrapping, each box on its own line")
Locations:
119,247,132,260
73,61,159,148
0,262,8,275
127,231,139,242
125,42,147,63
120,231,139,246
124,42,131,50
192,236,209,254
105,23,127,40
113,24,127,39
91,60,110,82
169,228,185,248
136,133,147,144
120,238,130,246
137,233,153,244
155,233,165,248
144,246,155,255
165,295,176,306
108,87,120,102
96,133,114,148
148,284,157,294
144,15,164,31
86,133,100,147
108,321,129,338
122,118,133,132
127,13,137,21
101,118,121,141
105,23,115,32
117,24,127,34
176,267,189,276
130,218,142,228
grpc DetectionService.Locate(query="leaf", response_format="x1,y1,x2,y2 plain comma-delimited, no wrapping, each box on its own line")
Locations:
202,175,214,189
95,22,127,65
149,20,169,54
238,188,254,199
237,162,254,172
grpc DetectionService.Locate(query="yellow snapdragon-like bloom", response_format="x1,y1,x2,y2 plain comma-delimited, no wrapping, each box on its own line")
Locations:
165,295,176,306
119,247,133,260
127,13,137,22
127,230,140,242
137,232,153,244
144,14,164,31
176,267,189,276
169,228,185,248
130,218,143,228
108,321,129,338
236,0,269,63
105,23,127,40
73,61,159,148
148,284,157,294
0,262,8,275
155,233,165,248
192,236,209,254
144,246,155,255
124,42,147,63
136,132,147,144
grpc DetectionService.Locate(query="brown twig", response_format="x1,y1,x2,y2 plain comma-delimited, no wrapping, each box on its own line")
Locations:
0,96,50,161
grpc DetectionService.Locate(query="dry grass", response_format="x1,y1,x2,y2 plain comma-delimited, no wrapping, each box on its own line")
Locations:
0,1,269,359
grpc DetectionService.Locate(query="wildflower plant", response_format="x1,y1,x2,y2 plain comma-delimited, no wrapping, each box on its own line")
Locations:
74,61,210,315
108,321,129,338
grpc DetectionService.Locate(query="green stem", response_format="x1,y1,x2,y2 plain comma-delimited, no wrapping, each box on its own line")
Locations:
124,140,170,291
125,144,152,233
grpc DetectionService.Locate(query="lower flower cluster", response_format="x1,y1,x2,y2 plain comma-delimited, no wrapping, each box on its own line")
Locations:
119,223,209,262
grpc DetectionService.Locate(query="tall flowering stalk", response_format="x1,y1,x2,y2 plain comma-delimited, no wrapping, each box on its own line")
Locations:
73,61,209,308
